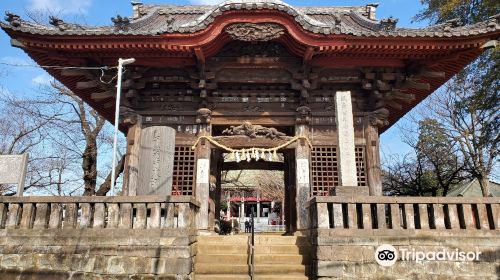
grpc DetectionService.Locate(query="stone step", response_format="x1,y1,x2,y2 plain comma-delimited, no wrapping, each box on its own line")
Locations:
254,264,310,275
195,263,249,275
198,235,249,244
196,254,248,264
254,254,308,264
254,245,310,255
254,236,310,245
198,244,249,254
254,275,310,280
195,274,250,280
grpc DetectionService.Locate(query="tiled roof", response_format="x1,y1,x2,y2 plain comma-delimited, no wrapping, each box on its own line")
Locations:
2,0,499,38
446,179,500,197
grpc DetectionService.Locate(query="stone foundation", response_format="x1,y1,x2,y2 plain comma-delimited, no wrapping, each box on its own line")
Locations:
313,229,499,279
0,228,197,279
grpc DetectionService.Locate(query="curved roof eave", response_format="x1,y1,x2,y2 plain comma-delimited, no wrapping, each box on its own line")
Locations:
1,1,498,38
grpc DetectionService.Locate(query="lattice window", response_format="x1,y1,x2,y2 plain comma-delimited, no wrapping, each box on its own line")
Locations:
311,146,367,196
355,146,367,187
172,146,195,196
311,147,339,196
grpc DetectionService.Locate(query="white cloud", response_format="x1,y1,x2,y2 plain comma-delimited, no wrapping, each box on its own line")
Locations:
189,0,223,4
28,0,92,15
32,74,53,85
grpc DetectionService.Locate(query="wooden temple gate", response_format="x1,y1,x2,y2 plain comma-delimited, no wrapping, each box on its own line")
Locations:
114,44,385,232
1,1,500,278
2,1,498,234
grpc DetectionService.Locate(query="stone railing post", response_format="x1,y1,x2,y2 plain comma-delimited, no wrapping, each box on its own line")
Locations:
33,203,49,229
48,203,62,229
107,204,120,228
165,203,175,228
390,204,402,229
19,203,35,229
418,204,430,229
177,203,191,228
79,203,92,228
5,203,20,229
0,203,7,228
317,203,329,229
119,203,133,229
64,203,77,229
134,203,147,229
148,203,161,229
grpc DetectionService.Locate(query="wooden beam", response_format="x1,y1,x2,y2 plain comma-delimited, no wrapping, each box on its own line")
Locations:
387,101,403,110
76,80,99,89
391,91,415,102
222,161,285,171
194,47,205,65
414,70,446,78
362,80,372,90
375,80,392,91
402,79,430,90
61,69,89,77
104,101,114,108
364,72,376,80
91,91,114,100
303,47,315,64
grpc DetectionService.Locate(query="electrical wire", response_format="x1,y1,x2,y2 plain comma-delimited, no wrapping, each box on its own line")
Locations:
0,61,124,85
0,61,117,70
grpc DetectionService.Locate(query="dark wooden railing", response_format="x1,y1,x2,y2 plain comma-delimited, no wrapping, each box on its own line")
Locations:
307,196,499,230
208,198,215,231
0,196,200,230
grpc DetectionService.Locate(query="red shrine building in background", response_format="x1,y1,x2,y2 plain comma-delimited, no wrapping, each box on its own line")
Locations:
1,1,499,279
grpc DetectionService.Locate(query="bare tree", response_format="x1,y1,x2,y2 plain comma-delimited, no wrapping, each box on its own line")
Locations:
421,76,499,196
0,79,125,196
221,169,284,202
0,90,65,195
48,82,125,196
390,118,468,196
255,171,284,202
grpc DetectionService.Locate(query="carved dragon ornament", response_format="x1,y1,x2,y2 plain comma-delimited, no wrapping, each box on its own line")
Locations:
222,122,286,139
225,23,285,42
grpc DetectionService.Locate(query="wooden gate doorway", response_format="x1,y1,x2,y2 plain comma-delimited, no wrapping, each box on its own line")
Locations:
209,148,297,234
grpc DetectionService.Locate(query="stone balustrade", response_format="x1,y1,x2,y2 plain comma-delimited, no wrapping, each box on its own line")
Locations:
0,195,200,230
308,196,500,279
307,196,499,231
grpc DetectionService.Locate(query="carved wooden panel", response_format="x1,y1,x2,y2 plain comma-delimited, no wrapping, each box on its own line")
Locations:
172,146,196,196
311,145,367,196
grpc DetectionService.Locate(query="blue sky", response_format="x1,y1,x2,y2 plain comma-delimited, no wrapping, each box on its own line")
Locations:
0,0,431,163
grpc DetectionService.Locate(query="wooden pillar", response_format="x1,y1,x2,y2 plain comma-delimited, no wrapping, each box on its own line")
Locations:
123,117,141,196
257,200,261,220
284,153,292,232
137,125,175,195
242,199,245,218
334,91,358,191
364,120,382,196
214,150,224,221
227,195,231,220
295,124,311,231
195,123,211,230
